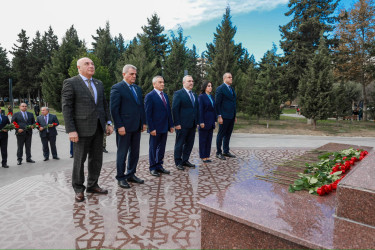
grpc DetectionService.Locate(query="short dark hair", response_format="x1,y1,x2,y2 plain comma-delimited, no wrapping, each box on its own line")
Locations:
200,80,212,94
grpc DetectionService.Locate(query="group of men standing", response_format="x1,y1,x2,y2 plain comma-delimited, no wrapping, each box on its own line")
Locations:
61,57,237,202
0,104,60,168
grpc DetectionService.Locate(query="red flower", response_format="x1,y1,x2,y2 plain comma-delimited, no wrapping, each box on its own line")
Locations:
344,161,351,167
349,160,355,165
351,157,357,162
53,122,58,126
359,156,364,161
332,183,337,190
364,151,369,155
342,156,347,160
323,184,331,193
317,187,325,196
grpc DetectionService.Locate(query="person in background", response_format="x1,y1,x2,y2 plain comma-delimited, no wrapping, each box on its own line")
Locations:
0,113,10,168
198,81,216,163
37,107,60,161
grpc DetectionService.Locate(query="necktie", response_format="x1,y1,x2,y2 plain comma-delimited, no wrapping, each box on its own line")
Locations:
130,85,139,104
45,115,48,124
229,86,234,96
160,92,167,108
86,79,95,99
189,91,195,107
23,112,27,121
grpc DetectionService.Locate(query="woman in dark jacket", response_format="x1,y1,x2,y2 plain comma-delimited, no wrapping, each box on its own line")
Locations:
198,81,216,163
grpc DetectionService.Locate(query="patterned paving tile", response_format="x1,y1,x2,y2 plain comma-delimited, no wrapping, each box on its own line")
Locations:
0,148,308,249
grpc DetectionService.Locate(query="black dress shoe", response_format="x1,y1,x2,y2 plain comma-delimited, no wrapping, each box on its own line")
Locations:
17,160,22,165
127,175,144,184
157,168,170,174
203,160,210,163
86,187,108,194
53,157,60,160
216,153,226,160
176,164,185,170
26,159,35,163
183,161,196,168
118,180,130,189
2,165,9,168
150,170,160,177
103,148,108,153
75,192,85,202
43,158,49,161
70,155,73,158
223,152,236,158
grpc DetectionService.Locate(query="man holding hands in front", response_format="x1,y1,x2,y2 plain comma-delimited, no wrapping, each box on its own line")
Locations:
172,75,199,170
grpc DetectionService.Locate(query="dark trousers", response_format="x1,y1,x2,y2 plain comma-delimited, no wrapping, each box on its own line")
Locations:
174,127,196,166
16,133,32,161
198,128,213,159
41,134,57,158
0,133,8,165
115,130,141,181
149,133,167,171
70,141,73,156
216,118,235,155
72,122,103,193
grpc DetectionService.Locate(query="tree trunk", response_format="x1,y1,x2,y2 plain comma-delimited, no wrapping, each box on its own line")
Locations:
313,119,317,129
266,120,269,129
362,83,367,121
38,89,41,106
27,91,31,109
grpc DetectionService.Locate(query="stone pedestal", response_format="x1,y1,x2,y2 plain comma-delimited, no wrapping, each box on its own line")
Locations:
199,145,375,249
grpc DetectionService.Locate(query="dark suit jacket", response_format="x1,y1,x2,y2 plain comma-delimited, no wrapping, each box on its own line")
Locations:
215,83,236,119
37,113,59,137
62,75,110,137
172,89,199,129
11,111,35,135
198,94,216,130
110,80,146,133
145,89,173,134
0,115,10,137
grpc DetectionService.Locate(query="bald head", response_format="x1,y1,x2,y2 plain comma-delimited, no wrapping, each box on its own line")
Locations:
77,57,95,78
223,72,233,85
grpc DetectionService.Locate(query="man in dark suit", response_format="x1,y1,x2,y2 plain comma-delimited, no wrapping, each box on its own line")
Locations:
0,114,10,168
215,72,237,160
37,107,60,161
62,57,113,202
110,64,147,189
11,103,36,165
172,75,199,170
145,76,174,177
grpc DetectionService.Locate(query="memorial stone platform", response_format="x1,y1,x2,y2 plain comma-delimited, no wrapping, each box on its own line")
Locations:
0,147,308,249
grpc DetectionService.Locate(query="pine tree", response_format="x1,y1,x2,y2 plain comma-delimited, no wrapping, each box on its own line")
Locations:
11,29,32,96
299,34,334,129
43,26,59,57
92,21,119,82
237,54,258,113
163,27,191,98
334,0,375,121
280,0,339,101
256,44,284,127
0,45,11,97
205,6,245,89
140,14,168,74
40,25,85,111
332,81,361,119
114,33,126,55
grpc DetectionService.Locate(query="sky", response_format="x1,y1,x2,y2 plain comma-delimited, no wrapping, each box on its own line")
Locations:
1,0,355,62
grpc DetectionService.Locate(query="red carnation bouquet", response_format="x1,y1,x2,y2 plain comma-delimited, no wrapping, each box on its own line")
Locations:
2,121,19,132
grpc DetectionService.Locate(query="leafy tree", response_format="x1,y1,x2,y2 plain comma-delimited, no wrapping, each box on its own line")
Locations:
280,0,339,101
43,26,59,57
114,33,126,55
332,81,361,119
116,37,158,95
205,6,245,89
0,45,11,97
92,21,119,82
256,44,284,127
11,29,32,96
334,0,375,121
68,53,112,99
40,25,85,111
140,13,168,73
299,34,334,129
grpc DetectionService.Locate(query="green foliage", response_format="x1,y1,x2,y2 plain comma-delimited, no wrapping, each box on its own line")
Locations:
299,34,334,127
280,0,339,101
236,55,258,113
40,25,85,112
0,45,11,97
332,81,361,118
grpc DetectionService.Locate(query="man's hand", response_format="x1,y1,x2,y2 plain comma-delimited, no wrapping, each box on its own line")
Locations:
142,124,147,132
200,123,205,128
39,127,44,131
150,130,156,136
69,131,79,142
30,125,34,129
118,126,126,136
169,127,174,133
18,129,24,133
106,125,114,135
175,125,181,130
235,117,237,123
218,116,223,124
